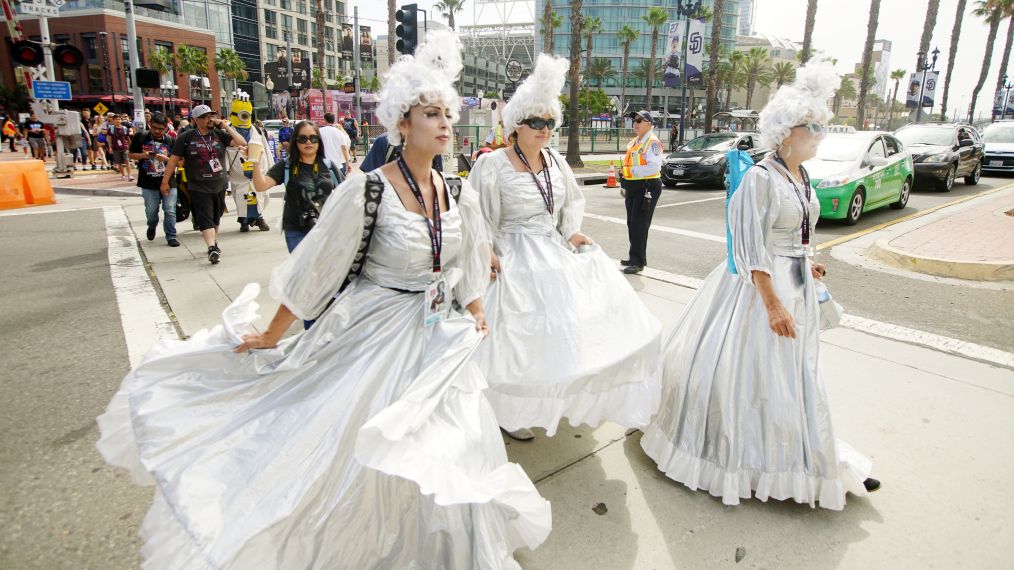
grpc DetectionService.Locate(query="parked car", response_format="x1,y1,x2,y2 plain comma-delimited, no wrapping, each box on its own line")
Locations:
804,131,914,225
261,119,285,140
894,123,984,191
981,120,1014,174
661,132,770,189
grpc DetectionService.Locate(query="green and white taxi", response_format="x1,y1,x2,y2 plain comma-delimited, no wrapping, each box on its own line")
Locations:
804,131,914,225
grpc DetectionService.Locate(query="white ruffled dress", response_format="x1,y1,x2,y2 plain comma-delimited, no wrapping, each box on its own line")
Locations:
96,172,551,568
640,157,872,510
469,149,662,436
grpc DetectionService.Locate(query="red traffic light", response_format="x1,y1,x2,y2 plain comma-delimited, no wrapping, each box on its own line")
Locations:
11,40,44,67
53,45,85,68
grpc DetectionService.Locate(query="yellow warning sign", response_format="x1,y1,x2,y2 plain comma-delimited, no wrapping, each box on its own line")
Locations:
93,102,108,115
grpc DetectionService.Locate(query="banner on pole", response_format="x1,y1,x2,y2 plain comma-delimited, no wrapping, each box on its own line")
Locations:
663,19,704,89
359,26,373,62
905,71,938,109
992,89,1014,116
342,24,354,60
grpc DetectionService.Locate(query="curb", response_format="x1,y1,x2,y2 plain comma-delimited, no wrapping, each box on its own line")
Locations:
54,186,140,197
867,238,1014,282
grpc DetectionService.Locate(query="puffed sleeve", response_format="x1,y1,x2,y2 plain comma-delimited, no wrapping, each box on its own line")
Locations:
729,166,778,286
469,151,502,240
269,173,368,320
451,179,492,308
549,148,586,239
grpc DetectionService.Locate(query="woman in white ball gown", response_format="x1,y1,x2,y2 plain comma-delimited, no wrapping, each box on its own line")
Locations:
640,64,880,510
95,31,550,569
469,54,662,441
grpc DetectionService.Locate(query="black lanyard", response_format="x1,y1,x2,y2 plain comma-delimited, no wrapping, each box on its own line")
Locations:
774,153,812,246
396,156,443,273
513,143,554,214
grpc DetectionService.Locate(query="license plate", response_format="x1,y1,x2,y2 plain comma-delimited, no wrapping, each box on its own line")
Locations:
989,160,1003,167
673,167,685,176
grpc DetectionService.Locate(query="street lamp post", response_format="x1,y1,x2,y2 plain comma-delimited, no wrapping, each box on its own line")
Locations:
676,0,702,147
914,47,939,124
998,74,1013,121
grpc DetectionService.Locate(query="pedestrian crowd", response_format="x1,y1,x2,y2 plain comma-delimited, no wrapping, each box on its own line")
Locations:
93,31,880,570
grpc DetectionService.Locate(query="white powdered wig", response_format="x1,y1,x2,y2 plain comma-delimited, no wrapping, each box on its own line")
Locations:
758,63,840,150
502,54,570,137
376,30,464,146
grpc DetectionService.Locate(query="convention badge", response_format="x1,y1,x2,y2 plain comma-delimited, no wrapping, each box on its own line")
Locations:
209,157,223,173
423,273,448,327
245,191,258,206
242,159,255,173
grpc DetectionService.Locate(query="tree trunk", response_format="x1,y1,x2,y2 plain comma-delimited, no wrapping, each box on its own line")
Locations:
585,33,593,125
800,0,818,64
566,1,584,167
645,28,658,113
544,0,554,53
704,0,723,132
315,0,326,82
889,80,899,129
993,17,1014,97
387,0,397,66
745,77,754,109
856,0,881,129
620,44,629,115
939,0,967,121
918,0,940,67
448,10,455,30
969,8,1002,122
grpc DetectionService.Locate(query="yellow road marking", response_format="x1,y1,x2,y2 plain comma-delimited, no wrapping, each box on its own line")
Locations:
816,182,1014,251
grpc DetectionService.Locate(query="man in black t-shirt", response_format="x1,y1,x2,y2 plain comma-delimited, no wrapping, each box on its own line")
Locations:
22,112,45,160
130,113,179,247
160,105,247,264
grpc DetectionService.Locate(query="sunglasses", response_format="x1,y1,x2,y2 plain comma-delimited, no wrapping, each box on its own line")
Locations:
296,134,320,144
520,117,556,131
794,122,827,135
633,118,648,124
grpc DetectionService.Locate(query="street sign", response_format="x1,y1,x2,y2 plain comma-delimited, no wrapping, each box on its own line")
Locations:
32,80,72,101
93,102,109,115
505,59,523,83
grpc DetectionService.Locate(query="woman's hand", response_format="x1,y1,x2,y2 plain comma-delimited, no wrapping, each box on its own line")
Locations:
234,332,282,353
766,302,796,339
810,262,826,280
473,312,489,337
490,251,501,280
568,232,593,248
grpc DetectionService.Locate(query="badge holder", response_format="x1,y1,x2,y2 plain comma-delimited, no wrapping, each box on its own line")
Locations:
424,272,448,327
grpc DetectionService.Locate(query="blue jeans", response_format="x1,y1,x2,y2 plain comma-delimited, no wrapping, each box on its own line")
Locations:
284,229,314,330
143,187,177,241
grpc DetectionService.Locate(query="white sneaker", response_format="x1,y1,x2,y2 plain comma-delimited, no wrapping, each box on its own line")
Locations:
502,427,535,441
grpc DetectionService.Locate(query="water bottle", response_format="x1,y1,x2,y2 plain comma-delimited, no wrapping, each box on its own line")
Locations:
814,281,831,303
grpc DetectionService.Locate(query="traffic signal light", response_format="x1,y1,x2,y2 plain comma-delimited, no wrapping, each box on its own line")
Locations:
10,40,44,67
395,4,418,56
53,44,85,68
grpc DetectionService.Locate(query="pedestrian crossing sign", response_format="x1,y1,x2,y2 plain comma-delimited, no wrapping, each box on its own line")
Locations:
93,102,108,115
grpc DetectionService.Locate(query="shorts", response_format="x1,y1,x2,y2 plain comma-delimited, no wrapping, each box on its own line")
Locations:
190,189,227,231
28,138,45,150
111,150,128,165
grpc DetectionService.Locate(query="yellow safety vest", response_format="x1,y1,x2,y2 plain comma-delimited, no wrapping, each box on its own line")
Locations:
621,132,661,180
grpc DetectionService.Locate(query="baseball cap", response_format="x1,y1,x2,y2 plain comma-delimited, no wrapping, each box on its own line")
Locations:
629,110,653,123
191,104,215,118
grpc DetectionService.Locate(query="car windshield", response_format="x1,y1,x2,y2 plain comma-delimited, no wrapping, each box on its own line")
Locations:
680,134,738,151
983,126,1014,143
895,126,954,146
814,136,869,161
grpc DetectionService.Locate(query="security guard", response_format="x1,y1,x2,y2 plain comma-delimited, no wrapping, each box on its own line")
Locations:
620,110,664,274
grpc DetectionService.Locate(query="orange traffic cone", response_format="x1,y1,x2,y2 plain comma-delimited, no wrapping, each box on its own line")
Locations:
604,161,619,188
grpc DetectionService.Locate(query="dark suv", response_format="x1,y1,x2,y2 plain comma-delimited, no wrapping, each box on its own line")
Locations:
661,132,770,189
893,123,984,191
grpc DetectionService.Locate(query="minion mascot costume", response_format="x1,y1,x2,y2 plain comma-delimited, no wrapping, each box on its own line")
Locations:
227,95,272,232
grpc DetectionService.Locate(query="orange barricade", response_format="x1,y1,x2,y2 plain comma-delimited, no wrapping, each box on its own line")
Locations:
0,160,56,210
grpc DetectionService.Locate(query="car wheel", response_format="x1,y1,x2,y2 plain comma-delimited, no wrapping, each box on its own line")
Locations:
964,160,982,185
937,164,956,192
890,178,911,210
844,188,865,225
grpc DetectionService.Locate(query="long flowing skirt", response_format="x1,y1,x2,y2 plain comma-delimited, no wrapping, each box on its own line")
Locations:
640,257,871,510
97,281,551,569
477,233,662,436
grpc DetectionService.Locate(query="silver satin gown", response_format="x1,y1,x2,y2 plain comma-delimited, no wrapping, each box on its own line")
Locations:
470,148,662,435
96,172,551,568
640,157,872,511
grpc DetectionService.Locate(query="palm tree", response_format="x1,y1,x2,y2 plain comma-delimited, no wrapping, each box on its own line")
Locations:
940,0,968,121
434,0,466,30
704,0,725,132
149,46,175,114
770,61,795,90
992,4,1014,106
566,1,583,166
969,0,1007,122
581,16,603,123
918,0,942,66
631,59,663,87
387,0,397,66
742,47,772,109
177,44,209,105
800,0,818,64
642,6,668,114
541,1,564,54
724,50,745,111
888,68,906,129
587,58,616,88
617,24,640,115
855,0,881,129
833,76,856,115
216,48,247,115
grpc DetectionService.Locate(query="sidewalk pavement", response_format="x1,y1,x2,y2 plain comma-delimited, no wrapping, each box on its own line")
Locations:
99,190,1014,568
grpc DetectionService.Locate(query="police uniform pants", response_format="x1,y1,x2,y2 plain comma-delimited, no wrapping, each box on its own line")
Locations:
621,177,661,268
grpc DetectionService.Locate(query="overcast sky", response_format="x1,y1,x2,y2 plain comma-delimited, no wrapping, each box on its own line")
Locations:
352,0,1010,121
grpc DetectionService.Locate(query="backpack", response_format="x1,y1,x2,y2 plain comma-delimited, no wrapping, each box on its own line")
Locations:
283,157,345,229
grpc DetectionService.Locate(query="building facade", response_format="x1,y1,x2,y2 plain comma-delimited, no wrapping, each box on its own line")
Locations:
726,34,801,111
737,0,754,36
258,0,352,88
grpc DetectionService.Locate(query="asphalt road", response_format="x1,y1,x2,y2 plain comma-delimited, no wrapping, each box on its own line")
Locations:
582,173,1014,353
0,209,146,570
